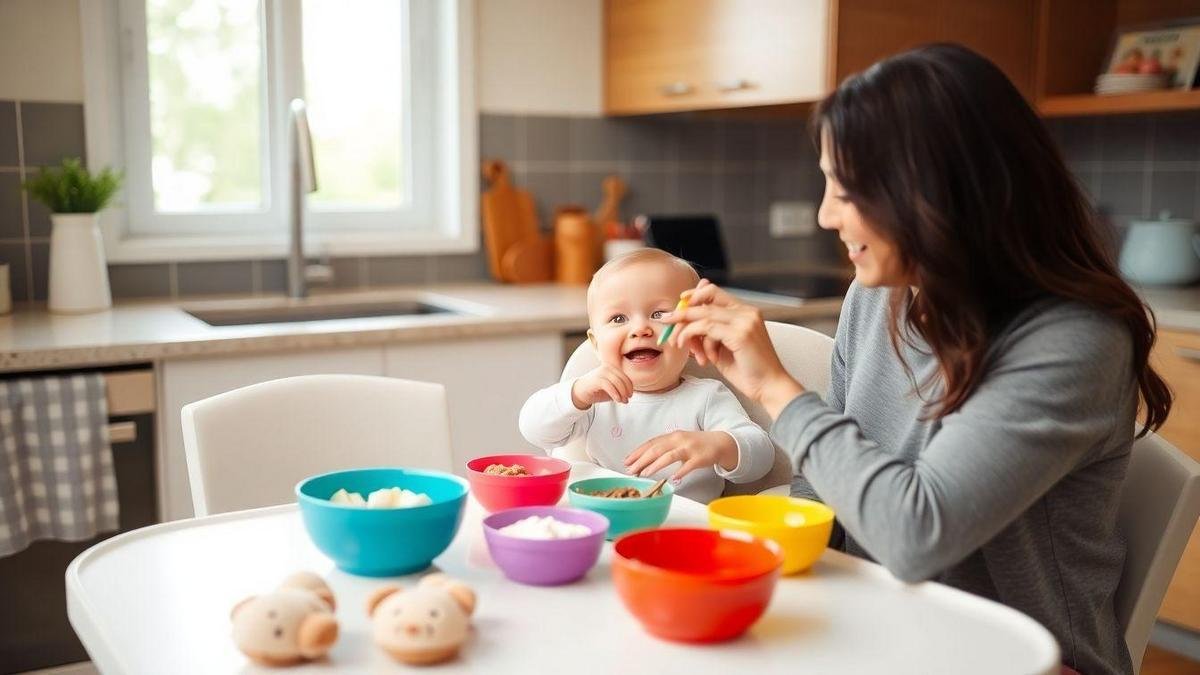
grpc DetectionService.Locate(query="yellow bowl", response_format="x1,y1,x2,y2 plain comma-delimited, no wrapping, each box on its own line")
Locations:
707,495,834,574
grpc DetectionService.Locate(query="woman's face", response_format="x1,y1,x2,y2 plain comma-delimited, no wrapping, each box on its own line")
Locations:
817,135,908,287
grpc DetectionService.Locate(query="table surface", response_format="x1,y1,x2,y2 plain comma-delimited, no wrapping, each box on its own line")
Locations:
66,464,1061,675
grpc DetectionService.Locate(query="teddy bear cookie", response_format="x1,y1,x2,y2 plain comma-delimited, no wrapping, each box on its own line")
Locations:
366,573,476,665
231,572,339,666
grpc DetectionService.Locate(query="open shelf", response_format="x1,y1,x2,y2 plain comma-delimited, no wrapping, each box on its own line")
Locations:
1038,89,1200,117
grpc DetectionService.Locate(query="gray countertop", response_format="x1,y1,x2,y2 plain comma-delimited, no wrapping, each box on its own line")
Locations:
1139,285,1200,333
3,280,1192,374
0,283,844,373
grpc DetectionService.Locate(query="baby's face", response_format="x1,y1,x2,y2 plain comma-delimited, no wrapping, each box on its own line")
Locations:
587,261,693,392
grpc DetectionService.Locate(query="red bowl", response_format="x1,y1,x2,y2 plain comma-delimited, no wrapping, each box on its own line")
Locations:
613,527,783,643
465,454,571,512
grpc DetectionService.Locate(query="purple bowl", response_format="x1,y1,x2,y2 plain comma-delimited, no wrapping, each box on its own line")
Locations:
482,506,609,586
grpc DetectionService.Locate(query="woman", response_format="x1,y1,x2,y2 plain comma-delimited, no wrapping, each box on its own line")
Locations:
650,44,1172,675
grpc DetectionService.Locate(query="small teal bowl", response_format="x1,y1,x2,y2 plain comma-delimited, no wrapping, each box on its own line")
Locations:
567,476,674,540
296,467,469,577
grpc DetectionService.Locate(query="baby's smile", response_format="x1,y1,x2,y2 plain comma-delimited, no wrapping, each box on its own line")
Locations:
623,346,662,366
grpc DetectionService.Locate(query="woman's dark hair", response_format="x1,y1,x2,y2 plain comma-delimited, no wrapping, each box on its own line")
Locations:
811,43,1171,435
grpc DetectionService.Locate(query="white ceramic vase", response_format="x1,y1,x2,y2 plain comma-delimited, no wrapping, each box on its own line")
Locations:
48,213,112,313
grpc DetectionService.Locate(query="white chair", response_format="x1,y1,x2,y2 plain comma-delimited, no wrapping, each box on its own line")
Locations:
181,374,453,516
557,321,835,496
1114,432,1200,672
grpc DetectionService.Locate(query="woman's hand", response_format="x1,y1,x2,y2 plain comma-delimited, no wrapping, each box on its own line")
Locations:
570,364,634,409
624,430,737,483
666,279,806,418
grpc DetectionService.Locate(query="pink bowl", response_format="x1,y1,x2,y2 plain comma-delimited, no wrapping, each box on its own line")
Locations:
466,454,571,512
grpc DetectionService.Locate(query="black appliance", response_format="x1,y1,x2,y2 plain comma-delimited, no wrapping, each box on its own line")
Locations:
642,214,850,299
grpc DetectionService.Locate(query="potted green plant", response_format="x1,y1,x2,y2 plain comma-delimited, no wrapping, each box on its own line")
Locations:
23,158,122,313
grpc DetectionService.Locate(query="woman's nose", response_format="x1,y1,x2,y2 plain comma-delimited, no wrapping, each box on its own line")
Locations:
817,200,837,231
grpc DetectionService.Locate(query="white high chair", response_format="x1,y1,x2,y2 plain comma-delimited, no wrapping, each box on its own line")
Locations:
181,374,453,516
557,321,836,496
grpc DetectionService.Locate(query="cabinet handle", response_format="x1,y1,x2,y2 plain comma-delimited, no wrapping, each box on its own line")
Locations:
716,78,754,92
1176,347,1200,364
659,82,694,97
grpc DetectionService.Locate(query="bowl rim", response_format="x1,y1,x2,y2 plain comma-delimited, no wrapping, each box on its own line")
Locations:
567,476,675,506
707,495,835,528
294,466,469,511
481,504,610,543
465,454,571,480
613,527,783,583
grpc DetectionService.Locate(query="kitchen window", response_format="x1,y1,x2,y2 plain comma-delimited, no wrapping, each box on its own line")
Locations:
81,0,477,262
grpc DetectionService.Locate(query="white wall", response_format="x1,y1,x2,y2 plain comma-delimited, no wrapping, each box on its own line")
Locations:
476,0,602,115
0,0,83,102
0,0,604,115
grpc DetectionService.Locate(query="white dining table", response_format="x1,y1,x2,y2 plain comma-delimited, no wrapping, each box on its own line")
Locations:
67,463,1062,675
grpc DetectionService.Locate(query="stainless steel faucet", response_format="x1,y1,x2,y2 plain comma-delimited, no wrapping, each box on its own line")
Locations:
287,99,330,298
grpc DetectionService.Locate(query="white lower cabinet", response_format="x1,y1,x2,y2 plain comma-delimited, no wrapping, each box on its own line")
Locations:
158,334,563,521
383,333,564,471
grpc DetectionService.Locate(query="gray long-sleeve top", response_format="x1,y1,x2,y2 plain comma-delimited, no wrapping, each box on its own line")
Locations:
774,282,1137,675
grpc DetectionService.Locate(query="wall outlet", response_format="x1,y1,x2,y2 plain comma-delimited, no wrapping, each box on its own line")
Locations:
770,201,817,238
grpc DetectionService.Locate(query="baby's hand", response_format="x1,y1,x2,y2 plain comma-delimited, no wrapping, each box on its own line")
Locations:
570,364,634,409
624,430,738,482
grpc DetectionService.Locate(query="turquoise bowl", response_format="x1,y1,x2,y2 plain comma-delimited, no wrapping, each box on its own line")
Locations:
567,476,674,540
296,467,469,577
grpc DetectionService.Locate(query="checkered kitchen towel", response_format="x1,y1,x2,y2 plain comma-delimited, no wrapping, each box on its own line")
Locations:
0,373,119,557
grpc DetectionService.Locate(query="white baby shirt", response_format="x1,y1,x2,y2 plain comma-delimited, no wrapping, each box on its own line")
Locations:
518,376,775,503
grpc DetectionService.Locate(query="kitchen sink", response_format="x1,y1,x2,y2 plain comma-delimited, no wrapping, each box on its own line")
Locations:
185,299,458,327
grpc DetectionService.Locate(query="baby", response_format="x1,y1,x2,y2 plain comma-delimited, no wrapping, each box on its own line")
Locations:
518,248,774,503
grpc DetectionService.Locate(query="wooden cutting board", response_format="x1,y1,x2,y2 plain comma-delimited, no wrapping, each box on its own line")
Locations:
480,161,552,283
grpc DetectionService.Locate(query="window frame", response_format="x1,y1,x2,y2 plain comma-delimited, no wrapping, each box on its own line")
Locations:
80,0,478,263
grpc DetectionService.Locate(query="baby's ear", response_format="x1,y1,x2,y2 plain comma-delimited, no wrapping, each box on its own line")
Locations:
586,330,597,350
365,585,402,617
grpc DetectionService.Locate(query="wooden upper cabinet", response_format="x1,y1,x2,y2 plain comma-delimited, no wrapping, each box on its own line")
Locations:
834,0,1037,97
604,0,1041,116
604,0,831,115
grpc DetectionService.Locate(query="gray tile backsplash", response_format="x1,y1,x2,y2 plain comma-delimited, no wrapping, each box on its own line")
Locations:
0,242,29,303
1048,111,1200,235
366,255,430,286
177,261,255,297
1,97,1194,306
107,263,172,299
0,172,23,240
430,253,490,282
257,260,288,295
0,102,17,167
20,102,86,167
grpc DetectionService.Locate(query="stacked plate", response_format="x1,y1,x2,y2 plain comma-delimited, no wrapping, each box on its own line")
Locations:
1095,72,1171,95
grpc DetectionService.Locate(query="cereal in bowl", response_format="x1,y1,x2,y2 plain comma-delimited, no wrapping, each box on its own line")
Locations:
483,463,530,476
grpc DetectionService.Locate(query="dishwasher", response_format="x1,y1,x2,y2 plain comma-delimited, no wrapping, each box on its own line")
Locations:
0,366,158,674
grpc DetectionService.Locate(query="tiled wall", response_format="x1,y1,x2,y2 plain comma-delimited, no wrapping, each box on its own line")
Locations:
2,101,1197,304
0,101,85,303
1047,111,1200,249
479,113,839,271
